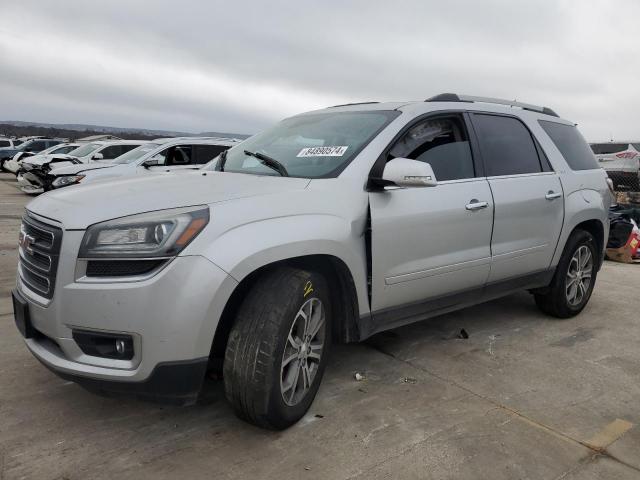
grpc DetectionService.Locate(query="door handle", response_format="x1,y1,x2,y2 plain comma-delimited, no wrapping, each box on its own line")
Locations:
545,191,562,200
465,200,489,211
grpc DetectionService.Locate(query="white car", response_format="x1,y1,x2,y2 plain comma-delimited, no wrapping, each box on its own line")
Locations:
49,137,241,189
0,137,22,149
5,143,81,174
17,140,146,192
591,142,640,191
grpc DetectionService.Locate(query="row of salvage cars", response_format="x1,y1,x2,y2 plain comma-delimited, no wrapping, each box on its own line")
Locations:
0,136,241,194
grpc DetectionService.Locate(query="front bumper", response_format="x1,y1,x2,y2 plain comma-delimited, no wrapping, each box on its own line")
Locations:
15,224,238,403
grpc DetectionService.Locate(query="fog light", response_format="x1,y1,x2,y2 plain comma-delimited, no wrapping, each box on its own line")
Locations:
72,329,134,360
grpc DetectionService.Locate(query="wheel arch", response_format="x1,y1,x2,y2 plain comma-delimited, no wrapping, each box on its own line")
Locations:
552,190,608,270
208,254,362,370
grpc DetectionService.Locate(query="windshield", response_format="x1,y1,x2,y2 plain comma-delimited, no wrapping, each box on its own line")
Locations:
41,144,70,155
112,143,161,164
17,140,36,151
69,143,102,157
208,111,398,178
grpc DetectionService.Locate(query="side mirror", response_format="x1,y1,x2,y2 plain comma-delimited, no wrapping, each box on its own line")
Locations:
381,158,438,188
92,152,104,160
142,158,161,168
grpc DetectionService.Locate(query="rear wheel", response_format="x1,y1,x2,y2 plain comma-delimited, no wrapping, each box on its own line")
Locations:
223,266,331,429
534,230,598,318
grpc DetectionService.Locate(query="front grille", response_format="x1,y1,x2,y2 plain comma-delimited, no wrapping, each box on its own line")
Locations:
18,214,63,299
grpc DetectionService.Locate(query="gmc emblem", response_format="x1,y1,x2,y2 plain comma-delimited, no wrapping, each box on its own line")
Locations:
18,227,36,254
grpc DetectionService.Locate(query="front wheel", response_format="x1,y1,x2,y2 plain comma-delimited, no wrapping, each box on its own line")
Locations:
223,267,331,429
534,230,598,318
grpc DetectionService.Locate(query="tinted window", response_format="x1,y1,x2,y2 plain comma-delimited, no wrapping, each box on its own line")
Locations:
166,145,193,165
119,144,139,156
590,143,628,155
29,141,48,152
194,144,230,164
539,121,599,171
100,145,124,159
0,140,10,147
473,114,541,176
633,144,640,151
388,115,475,181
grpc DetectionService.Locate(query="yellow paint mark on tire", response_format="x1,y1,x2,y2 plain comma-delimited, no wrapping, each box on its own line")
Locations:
303,281,314,298
586,419,633,450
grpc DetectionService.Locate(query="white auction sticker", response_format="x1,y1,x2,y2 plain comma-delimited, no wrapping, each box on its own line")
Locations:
297,146,348,157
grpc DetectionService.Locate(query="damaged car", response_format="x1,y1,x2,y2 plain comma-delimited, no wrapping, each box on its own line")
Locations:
12,94,609,430
47,137,240,189
17,140,145,193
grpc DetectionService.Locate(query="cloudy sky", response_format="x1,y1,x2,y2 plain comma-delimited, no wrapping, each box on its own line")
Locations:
1,0,639,140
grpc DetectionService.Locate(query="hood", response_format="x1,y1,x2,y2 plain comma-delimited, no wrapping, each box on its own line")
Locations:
50,162,116,176
24,154,75,167
27,171,311,229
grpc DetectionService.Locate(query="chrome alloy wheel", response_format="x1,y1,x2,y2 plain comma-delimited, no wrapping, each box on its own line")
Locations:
566,245,593,307
280,297,325,406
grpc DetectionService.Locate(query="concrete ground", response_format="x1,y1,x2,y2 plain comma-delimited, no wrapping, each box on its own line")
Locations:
0,171,638,480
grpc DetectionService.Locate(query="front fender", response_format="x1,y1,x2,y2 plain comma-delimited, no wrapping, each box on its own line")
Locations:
199,213,370,316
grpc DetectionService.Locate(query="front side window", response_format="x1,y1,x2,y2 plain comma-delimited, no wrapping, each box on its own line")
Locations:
165,145,193,165
28,141,47,152
473,114,542,176
100,145,124,159
387,115,475,181
214,111,398,178
539,121,599,171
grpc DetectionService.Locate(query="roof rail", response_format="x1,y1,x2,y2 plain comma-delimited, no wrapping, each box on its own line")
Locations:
425,93,559,117
329,101,379,108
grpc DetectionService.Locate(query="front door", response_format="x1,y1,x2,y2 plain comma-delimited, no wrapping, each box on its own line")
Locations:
369,114,494,320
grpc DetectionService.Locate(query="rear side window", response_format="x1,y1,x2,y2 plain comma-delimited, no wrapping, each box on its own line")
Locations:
387,114,475,181
540,121,599,171
633,144,640,151
194,144,229,164
472,114,542,176
0,140,10,147
590,143,628,155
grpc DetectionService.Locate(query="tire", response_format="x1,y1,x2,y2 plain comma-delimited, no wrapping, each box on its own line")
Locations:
223,266,331,429
534,229,598,318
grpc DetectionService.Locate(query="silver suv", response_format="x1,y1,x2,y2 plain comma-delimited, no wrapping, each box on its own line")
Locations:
12,94,610,429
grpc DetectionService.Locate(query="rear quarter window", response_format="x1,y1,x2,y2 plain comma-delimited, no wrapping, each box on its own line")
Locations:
539,121,600,171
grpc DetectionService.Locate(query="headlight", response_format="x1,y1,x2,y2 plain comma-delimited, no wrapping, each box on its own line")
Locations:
52,175,85,188
79,206,209,258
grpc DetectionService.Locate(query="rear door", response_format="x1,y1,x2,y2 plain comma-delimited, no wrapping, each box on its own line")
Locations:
470,113,564,283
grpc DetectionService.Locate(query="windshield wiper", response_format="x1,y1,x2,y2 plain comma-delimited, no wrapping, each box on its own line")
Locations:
217,149,228,172
243,150,289,177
